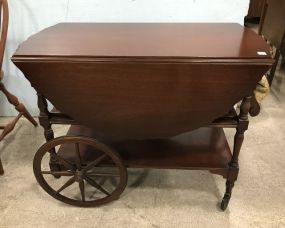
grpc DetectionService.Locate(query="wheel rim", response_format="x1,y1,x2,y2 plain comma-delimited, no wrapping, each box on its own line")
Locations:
33,136,127,207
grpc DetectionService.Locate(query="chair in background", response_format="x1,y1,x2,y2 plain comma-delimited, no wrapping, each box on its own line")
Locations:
0,0,38,175
258,0,285,86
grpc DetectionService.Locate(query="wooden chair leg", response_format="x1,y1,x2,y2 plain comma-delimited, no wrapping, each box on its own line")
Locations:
16,103,38,126
0,82,37,127
0,158,4,175
0,114,22,175
0,113,22,141
0,82,37,176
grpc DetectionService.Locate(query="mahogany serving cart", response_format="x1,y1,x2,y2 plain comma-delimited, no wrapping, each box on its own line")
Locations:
12,23,272,210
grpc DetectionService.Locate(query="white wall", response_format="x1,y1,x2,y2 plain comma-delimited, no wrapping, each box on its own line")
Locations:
1,0,249,116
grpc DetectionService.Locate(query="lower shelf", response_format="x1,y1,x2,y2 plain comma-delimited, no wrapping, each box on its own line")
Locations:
58,125,232,172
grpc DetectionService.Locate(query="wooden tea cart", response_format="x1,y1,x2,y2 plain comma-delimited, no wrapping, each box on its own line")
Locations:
12,23,272,210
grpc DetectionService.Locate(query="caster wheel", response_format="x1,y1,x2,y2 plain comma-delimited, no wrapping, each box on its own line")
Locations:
33,136,127,207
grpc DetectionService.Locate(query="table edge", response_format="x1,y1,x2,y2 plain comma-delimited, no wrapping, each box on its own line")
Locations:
11,56,274,65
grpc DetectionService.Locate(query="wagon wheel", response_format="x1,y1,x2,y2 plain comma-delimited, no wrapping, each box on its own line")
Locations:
33,136,127,207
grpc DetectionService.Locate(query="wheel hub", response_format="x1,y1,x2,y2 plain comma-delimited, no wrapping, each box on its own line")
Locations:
74,170,85,182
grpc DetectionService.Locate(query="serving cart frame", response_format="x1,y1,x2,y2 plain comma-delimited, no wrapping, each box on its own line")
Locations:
35,93,260,210
11,23,273,211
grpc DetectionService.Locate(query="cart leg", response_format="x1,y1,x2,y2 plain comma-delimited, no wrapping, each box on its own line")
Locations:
221,95,251,211
37,93,61,177
44,127,61,176
221,167,239,210
221,180,235,210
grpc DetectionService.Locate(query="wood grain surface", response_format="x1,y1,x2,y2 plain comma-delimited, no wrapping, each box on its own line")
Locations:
13,23,272,60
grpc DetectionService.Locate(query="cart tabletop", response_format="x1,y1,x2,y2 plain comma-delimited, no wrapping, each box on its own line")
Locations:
12,23,273,140
13,23,272,62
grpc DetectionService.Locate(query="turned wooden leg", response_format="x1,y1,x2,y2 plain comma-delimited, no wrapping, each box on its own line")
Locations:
37,93,61,176
221,180,235,210
0,81,38,176
221,95,251,211
0,113,22,141
221,130,243,211
16,103,38,126
0,113,23,175
0,158,4,175
44,127,61,174
0,82,37,126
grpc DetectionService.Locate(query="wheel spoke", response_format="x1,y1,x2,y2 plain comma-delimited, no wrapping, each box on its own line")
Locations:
87,172,120,178
83,154,107,171
55,154,75,171
75,143,82,170
41,171,74,176
79,180,85,202
56,176,75,194
84,176,110,196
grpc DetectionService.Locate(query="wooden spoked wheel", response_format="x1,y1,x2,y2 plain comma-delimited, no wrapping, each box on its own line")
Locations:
33,136,127,207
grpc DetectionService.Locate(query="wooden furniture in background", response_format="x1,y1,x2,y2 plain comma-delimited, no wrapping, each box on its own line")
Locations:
0,0,37,175
258,0,285,85
247,0,265,17
245,0,265,22
12,23,272,210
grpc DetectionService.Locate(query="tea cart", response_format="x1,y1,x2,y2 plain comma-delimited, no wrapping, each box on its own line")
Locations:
12,23,272,210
